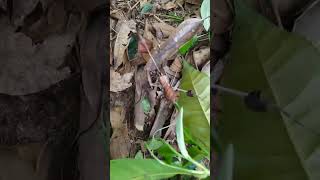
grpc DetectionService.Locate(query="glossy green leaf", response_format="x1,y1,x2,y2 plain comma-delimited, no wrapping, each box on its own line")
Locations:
200,0,210,31
128,34,138,60
219,0,320,179
179,36,199,55
178,61,210,153
111,159,192,180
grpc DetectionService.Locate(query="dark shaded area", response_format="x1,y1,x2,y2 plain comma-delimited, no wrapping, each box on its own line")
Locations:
0,74,80,145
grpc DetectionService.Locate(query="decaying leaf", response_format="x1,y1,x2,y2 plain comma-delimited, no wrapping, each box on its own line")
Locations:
0,18,72,95
164,1,176,10
152,22,176,39
110,107,125,129
138,36,153,53
193,47,210,67
134,67,147,131
110,127,131,159
186,0,201,5
113,20,136,69
170,56,182,73
110,10,126,20
110,69,134,92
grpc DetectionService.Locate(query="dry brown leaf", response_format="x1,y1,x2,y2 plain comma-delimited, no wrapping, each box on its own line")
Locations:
110,106,131,159
0,18,72,95
152,22,176,39
113,20,136,69
110,106,125,129
138,36,153,53
110,69,134,92
110,127,131,159
134,67,147,131
185,0,201,5
142,20,157,62
170,56,182,73
110,10,126,20
193,47,210,67
164,1,177,10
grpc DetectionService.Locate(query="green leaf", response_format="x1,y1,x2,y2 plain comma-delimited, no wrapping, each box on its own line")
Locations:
141,97,151,113
200,0,210,31
148,138,164,151
135,150,144,159
111,159,193,180
176,107,191,159
141,3,153,14
219,0,320,179
128,34,138,60
178,36,199,55
217,144,234,180
178,61,210,153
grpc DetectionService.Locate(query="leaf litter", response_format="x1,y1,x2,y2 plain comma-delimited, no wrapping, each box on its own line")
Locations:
110,0,210,178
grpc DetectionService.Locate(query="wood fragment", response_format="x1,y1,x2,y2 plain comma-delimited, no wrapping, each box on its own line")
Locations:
149,99,173,137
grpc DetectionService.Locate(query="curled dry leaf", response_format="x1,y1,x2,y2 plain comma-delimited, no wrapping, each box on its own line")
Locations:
134,67,147,131
164,1,177,10
110,127,131,159
193,47,210,67
170,56,182,73
110,69,134,92
110,107,125,129
138,36,153,53
110,10,126,20
113,20,136,69
186,0,201,5
152,22,176,39
110,107,130,159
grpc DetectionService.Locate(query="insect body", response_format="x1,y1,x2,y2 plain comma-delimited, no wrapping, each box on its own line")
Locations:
159,75,179,103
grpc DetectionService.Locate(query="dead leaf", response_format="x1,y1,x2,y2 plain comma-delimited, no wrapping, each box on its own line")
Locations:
142,20,158,62
134,67,147,131
110,127,131,159
0,18,72,95
110,69,134,92
170,55,182,73
185,0,201,5
193,47,210,67
110,106,125,129
138,35,153,53
164,1,176,10
110,10,126,20
152,22,176,39
113,20,136,69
